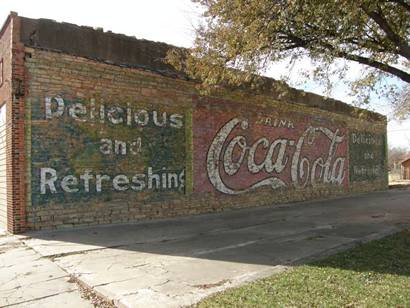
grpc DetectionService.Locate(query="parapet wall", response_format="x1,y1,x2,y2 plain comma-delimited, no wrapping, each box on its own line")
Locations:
3,14,389,231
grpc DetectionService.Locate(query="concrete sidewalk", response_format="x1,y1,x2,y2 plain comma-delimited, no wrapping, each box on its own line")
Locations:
0,234,94,307
2,188,410,307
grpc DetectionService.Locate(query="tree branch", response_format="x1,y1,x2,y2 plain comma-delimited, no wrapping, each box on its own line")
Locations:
362,6,410,60
281,32,410,83
387,0,410,12
339,52,410,83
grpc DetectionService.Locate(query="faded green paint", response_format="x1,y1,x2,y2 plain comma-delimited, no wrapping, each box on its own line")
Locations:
349,131,386,182
185,108,193,194
30,96,186,206
25,98,32,209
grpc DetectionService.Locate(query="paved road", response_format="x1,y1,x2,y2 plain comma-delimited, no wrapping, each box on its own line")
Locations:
1,188,410,307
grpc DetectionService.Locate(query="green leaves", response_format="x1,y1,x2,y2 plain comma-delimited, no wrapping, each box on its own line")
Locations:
168,0,410,113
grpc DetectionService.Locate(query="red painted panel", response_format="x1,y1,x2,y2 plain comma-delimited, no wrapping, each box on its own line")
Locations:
193,99,348,195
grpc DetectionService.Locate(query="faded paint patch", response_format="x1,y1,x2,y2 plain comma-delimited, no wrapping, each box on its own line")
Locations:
193,99,349,194
31,96,186,206
349,131,387,182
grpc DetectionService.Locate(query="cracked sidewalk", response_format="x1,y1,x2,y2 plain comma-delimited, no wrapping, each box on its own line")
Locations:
0,234,95,307
1,188,410,307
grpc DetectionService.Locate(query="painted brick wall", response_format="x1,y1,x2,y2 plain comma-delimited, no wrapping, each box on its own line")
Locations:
21,46,387,231
24,48,194,229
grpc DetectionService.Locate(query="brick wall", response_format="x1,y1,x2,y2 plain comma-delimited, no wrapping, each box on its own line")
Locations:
21,46,387,231
0,13,28,233
10,14,27,233
0,14,388,232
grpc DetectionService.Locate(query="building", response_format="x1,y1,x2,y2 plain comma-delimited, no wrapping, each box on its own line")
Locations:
0,13,388,233
402,158,410,180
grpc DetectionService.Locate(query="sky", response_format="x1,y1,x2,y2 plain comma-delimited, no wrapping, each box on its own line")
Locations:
1,0,409,149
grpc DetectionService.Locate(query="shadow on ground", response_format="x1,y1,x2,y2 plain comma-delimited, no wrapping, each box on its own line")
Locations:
5,188,407,307
311,228,410,276
24,189,410,273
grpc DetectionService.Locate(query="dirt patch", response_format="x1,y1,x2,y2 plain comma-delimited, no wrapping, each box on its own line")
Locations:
68,275,116,308
193,279,231,289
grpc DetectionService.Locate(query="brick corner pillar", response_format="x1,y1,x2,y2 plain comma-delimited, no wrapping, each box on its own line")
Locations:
6,12,27,233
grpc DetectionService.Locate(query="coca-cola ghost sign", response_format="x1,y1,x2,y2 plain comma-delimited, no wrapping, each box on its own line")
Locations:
193,102,348,194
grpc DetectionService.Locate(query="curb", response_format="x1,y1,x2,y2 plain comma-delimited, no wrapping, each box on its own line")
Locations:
68,224,410,308
389,184,410,190
293,223,410,265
